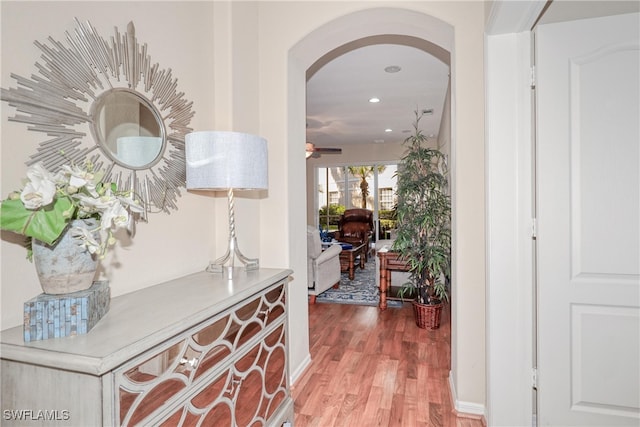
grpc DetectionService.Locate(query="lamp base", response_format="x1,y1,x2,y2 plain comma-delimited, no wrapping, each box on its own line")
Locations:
205,188,260,275
206,259,259,273
205,236,259,274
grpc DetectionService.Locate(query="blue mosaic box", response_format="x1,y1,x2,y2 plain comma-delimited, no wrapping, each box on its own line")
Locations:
23,281,110,342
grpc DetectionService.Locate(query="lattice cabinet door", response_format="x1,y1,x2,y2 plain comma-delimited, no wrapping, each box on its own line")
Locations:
114,282,288,426
157,323,288,426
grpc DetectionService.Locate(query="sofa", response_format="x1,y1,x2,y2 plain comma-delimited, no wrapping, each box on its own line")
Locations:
307,225,342,304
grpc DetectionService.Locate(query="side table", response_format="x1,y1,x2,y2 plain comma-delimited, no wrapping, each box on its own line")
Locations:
377,248,410,310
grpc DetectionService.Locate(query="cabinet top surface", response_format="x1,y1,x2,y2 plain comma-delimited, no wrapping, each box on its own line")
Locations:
1,268,292,375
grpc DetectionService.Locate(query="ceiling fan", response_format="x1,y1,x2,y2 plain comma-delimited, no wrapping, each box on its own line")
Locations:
305,142,342,158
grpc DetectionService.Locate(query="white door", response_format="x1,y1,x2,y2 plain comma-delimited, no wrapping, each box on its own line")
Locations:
536,13,640,426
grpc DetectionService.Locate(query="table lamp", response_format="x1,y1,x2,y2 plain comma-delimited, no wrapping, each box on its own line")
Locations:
185,131,268,274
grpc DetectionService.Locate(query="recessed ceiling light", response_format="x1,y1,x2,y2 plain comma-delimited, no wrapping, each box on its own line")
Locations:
402,130,411,133
385,65,401,73
374,139,385,144
369,97,380,103
384,128,392,133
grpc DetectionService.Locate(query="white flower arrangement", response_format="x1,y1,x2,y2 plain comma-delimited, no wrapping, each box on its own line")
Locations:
1,161,143,259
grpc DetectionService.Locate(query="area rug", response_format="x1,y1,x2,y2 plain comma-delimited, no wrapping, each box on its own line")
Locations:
315,257,404,308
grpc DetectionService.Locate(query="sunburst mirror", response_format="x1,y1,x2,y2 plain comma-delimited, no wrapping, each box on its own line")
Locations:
1,18,195,215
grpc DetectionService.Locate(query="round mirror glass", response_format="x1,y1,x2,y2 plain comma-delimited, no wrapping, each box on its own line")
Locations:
91,89,165,169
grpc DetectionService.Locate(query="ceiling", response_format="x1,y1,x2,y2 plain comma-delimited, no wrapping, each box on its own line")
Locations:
305,0,639,152
305,43,450,150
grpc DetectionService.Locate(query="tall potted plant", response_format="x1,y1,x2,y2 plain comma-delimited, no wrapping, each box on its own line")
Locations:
392,111,451,329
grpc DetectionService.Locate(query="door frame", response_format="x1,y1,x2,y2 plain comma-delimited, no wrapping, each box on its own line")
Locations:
485,1,545,425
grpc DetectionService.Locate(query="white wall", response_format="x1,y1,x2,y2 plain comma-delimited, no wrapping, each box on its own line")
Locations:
0,2,217,327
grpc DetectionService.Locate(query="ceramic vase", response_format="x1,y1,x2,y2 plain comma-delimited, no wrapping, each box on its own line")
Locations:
32,218,100,295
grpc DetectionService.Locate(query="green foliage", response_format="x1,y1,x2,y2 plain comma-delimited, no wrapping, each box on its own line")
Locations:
392,111,451,304
318,204,345,229
378,209,397,233
1,196,72,245
379,219,396,231
378,209,396,220
318,204,345,217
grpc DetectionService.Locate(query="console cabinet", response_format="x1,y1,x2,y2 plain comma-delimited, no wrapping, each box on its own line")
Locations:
1,268,293,426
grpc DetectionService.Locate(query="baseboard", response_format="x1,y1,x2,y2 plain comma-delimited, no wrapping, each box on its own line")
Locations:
290,352,312,386
448,371,487,424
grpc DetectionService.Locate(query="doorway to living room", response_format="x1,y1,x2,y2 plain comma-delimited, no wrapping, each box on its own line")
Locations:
285,2,486,414
286,4,488,416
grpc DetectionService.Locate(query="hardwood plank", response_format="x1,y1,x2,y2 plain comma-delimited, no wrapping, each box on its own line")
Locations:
335,392,359,426
389,393,405,425
292,302,485,426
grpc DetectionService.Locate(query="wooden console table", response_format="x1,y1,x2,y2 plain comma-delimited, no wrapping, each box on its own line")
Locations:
377,248,410,310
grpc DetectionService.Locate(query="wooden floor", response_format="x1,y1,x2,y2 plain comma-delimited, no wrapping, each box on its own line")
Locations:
292,301,484,427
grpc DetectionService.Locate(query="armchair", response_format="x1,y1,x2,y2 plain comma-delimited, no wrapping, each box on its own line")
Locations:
307,225,342,304
334,208,374,261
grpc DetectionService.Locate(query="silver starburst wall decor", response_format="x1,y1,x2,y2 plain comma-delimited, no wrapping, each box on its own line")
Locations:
1,18,195,215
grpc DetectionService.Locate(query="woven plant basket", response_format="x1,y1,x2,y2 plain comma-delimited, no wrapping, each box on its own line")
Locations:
412,300,443,330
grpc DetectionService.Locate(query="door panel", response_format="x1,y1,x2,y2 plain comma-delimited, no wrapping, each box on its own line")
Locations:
536,13,640,426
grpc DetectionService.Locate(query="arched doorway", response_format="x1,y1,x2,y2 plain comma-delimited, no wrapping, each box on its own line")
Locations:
286,3,463,397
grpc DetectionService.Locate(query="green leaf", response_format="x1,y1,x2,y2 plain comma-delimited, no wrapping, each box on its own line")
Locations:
1,197,73,245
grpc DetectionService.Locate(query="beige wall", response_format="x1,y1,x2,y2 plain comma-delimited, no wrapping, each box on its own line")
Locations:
254,1,486,408
0,1,221,331
1,0,486,411
438,78,452,158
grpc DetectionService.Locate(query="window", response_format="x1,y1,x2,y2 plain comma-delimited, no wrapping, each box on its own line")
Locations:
315,164,398,236
317,167,344,230
329,191,339,206
379,187,394,210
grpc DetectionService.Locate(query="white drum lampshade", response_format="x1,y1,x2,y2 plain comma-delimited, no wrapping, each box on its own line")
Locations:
185,131,267,191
